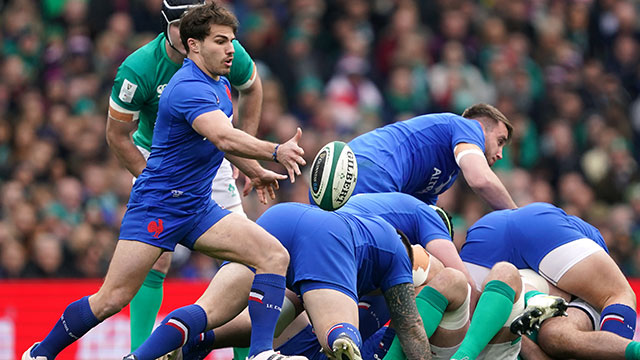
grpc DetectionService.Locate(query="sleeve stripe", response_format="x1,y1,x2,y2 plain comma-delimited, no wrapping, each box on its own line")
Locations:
233,62,257,91
109,97,140,122
455,148,486,166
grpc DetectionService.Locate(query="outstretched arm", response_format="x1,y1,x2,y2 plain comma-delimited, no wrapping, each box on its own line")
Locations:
192,110,306,182
384,283,432,360
455,143,517,210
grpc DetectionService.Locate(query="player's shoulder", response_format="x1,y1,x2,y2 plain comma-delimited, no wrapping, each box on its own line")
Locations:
118,34,165,76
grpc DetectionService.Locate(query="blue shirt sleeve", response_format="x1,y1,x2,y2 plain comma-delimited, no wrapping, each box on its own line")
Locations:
170,80,221,125
451,117,486,151
417,205,452,246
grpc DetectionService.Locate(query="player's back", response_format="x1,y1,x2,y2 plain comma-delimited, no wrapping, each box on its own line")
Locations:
348,113,485,203
257,202,413,296
340,192,452,247
130,59,232,208
462,202,609,269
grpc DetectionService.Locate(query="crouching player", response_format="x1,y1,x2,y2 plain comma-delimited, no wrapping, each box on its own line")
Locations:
460,202,639,359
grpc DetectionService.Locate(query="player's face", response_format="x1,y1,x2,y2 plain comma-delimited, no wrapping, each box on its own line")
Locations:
199,24,235,78
484,120,508,166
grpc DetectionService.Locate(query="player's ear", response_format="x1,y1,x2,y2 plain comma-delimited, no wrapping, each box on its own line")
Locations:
188,38,199,53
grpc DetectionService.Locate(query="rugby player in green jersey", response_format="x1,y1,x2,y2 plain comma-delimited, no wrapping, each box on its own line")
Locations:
106,0,263,355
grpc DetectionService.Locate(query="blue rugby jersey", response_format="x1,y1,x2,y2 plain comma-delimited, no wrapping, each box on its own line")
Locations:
348,113,485,204
129,58,233,209
340,192,452,247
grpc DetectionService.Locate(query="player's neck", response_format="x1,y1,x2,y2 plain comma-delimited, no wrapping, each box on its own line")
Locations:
188,54,220,81
165,40,186,65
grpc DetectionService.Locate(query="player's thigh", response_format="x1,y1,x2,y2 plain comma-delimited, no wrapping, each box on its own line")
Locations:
553,249,635,310
302,288,359,350
91,239,162,317
193,213,288,272
195,262,256,329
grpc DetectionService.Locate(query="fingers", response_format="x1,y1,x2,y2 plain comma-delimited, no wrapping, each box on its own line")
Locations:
256,187,267,204
232,166,240,179
267,183,276,199
287,167,296,184
242,178,253,197
293,127,302,143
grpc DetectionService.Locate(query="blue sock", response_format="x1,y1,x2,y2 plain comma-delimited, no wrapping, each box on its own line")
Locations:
327,322,362,350
358,295,390,341
133,304,207,360
247,273,286,357
182,329,215,360
361,325,395,360
600,303,637,339
32,296,100,358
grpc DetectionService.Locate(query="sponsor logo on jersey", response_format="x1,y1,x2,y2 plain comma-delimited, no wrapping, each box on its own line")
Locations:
119,79,138,103
147,219,164,238
157,84,167,98
418,167,454,194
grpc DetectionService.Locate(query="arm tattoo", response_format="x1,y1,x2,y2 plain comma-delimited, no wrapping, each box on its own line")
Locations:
384,283,432,360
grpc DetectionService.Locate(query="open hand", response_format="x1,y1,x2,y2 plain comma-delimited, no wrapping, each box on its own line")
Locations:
275,127,306,183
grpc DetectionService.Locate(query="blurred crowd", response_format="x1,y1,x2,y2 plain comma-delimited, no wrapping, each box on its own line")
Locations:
1,0,640,280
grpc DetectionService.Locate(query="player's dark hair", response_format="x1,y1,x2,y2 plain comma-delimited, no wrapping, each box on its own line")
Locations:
179,2,238,53
397,229,414,266
429,205,454,239
461,103,513,141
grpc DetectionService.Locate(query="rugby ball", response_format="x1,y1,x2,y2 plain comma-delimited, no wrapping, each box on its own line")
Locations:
309,141,358,211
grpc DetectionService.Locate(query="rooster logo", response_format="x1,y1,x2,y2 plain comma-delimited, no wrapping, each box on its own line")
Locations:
147,219,164,238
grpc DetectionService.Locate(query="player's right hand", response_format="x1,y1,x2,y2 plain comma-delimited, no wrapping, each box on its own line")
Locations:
276,127,306,183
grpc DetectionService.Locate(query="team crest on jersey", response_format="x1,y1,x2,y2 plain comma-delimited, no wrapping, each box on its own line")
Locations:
119,79,138,103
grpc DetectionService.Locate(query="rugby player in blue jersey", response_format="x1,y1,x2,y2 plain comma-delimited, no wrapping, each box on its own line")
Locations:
23,3,306,360
348,104,517,210
455,202,638,360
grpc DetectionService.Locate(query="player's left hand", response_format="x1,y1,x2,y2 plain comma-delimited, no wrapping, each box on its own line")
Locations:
244,167,287,204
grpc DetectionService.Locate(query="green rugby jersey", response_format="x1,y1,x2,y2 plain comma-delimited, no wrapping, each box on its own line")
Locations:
108,33,257,151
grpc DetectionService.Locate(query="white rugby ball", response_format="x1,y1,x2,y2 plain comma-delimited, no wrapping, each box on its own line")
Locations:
309,141,358,211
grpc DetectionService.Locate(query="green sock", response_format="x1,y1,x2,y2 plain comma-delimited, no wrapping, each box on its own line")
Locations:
524,290,545,306
234,347,250,360
384,286,449,360
626,341,640,359
130,269,165,351
451,280,516,360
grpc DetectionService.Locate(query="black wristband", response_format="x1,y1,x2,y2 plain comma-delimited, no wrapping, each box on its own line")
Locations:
272,144,280,163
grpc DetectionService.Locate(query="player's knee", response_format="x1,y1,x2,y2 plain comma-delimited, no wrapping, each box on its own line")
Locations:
486,262,520,290
253,238,289,273
431,268,468,309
